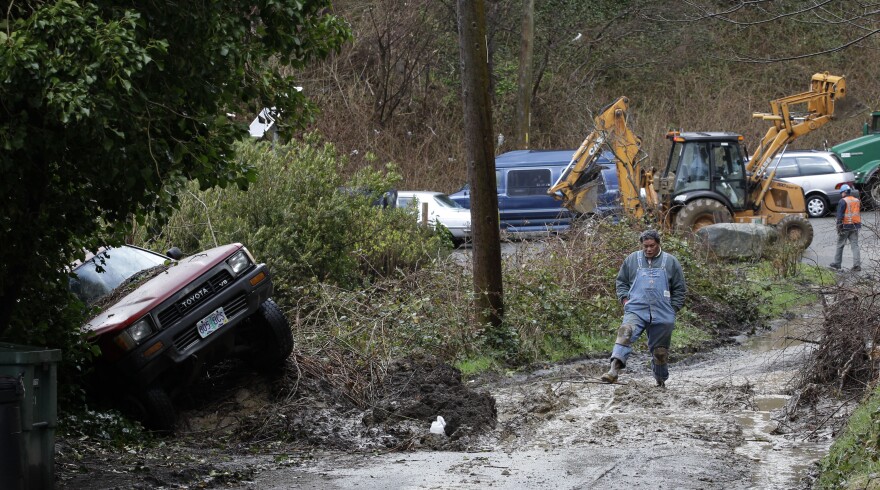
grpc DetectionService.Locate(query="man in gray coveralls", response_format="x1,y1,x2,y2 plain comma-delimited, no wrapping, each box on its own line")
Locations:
601,229,687,388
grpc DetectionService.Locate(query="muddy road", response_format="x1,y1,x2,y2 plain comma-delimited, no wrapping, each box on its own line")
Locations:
215,305,842,490
56,303,852,489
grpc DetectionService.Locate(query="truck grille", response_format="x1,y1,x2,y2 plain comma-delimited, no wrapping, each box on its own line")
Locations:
157,270,234,328
171,293,249,352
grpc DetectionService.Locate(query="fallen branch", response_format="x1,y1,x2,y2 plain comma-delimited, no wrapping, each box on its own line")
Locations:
802,392,862,442
783,335,820,344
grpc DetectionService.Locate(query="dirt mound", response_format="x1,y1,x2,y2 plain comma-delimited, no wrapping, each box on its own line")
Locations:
176,354,496,452
363,356,497,441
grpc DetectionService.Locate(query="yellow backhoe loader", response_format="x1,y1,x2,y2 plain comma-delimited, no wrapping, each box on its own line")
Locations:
550,73,847,249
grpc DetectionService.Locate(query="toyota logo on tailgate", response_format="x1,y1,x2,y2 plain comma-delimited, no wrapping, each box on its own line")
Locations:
179,285,211,312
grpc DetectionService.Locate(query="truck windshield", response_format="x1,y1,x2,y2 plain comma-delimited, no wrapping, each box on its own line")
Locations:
69,246,168,305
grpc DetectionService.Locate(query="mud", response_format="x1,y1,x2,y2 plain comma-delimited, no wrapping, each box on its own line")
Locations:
56,305,854,489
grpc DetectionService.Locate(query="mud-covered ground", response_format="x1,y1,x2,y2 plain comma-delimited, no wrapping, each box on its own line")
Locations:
56,304,854,490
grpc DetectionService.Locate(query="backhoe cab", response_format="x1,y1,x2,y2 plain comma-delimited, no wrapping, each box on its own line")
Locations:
659,131,749,228
658,131,813,247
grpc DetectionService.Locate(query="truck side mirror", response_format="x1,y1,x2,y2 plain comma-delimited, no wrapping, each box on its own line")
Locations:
166,247,184,260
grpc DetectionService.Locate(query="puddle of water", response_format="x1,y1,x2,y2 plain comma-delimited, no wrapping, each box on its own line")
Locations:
735,424,829,487
730,373,830,487
755,395,789,412
743,319,809,353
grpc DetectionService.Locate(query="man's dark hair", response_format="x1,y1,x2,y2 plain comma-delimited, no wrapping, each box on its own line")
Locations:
639,229,661,243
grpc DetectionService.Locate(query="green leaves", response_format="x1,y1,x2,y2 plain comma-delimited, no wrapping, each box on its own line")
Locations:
0,1,351,341
135,137,445,304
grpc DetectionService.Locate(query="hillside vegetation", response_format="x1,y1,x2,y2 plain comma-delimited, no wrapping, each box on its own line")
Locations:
301,0,880,193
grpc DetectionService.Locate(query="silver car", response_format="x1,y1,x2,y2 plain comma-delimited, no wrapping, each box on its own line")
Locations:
770,150,856,218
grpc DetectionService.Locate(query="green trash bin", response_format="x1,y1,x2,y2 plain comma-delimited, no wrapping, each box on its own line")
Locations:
0,375,24,490
0,343,61,490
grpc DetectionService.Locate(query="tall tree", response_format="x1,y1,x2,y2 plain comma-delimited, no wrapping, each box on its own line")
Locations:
514,0,535,149
0,1,350,337
456,0,504,331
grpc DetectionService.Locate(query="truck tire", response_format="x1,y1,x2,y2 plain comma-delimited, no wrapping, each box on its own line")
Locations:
673,198,732,233
246,299,294,371
123,387,176,434
776,214,813,249
866,177,880,210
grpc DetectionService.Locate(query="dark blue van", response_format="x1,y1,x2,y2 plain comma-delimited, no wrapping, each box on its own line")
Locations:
449,149,621,233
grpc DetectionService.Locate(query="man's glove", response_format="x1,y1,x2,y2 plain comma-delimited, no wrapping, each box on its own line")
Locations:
836,224,843,234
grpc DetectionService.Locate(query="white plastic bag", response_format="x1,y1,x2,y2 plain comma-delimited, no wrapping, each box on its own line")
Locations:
430,415,446,435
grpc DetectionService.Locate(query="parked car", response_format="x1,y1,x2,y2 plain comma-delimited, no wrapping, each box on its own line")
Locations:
69,244,293,432
770,150,856,217
397,191,472,242
337,186,398,208
448,149,621,233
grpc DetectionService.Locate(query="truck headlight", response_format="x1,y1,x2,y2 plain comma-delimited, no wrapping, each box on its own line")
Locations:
113,317,154,351
127,318,153,342
226,250,252,276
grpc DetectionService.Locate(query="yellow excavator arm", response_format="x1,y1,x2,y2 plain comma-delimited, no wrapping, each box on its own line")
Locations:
747,73,846,205
549,96,650,217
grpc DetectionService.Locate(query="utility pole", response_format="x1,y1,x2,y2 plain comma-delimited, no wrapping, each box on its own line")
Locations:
514,0,534,149
456,0,504,330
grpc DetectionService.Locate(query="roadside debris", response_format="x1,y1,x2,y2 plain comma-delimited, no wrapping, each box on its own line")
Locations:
430,416,447,435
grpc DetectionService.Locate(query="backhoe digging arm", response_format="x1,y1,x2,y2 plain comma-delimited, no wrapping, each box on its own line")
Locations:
549,96,648,217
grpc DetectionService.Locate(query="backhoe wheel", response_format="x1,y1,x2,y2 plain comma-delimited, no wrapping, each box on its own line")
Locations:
776,214,814,249
673,198,732,234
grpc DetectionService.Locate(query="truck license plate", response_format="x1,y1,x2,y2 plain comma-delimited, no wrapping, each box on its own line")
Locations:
196,307,229,338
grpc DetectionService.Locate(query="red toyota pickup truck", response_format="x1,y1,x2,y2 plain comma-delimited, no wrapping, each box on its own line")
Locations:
70,243,292,432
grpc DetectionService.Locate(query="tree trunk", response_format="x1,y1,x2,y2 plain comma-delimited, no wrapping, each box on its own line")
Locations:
514,0,534,149
456,0,504,331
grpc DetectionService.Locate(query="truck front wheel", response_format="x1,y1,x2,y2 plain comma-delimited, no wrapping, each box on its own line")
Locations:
244,299,294,371
674,198,732,233
122,387,176,434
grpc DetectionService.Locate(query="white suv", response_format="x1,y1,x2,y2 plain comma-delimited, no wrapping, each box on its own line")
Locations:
770,150,856,218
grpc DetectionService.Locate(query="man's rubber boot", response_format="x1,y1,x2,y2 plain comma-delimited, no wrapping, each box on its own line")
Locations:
655,378,666,389
601,359,624,383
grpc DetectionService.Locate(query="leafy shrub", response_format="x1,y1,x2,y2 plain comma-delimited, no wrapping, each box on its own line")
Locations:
133,135,449,305
496,219,767,363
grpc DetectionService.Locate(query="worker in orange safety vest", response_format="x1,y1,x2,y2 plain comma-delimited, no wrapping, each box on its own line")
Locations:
830,184,861,272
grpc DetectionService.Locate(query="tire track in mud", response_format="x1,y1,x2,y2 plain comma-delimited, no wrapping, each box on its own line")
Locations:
484,307,834,489
238,305,844,490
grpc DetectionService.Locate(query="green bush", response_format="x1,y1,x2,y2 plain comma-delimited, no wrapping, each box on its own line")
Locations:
134,135,449,305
